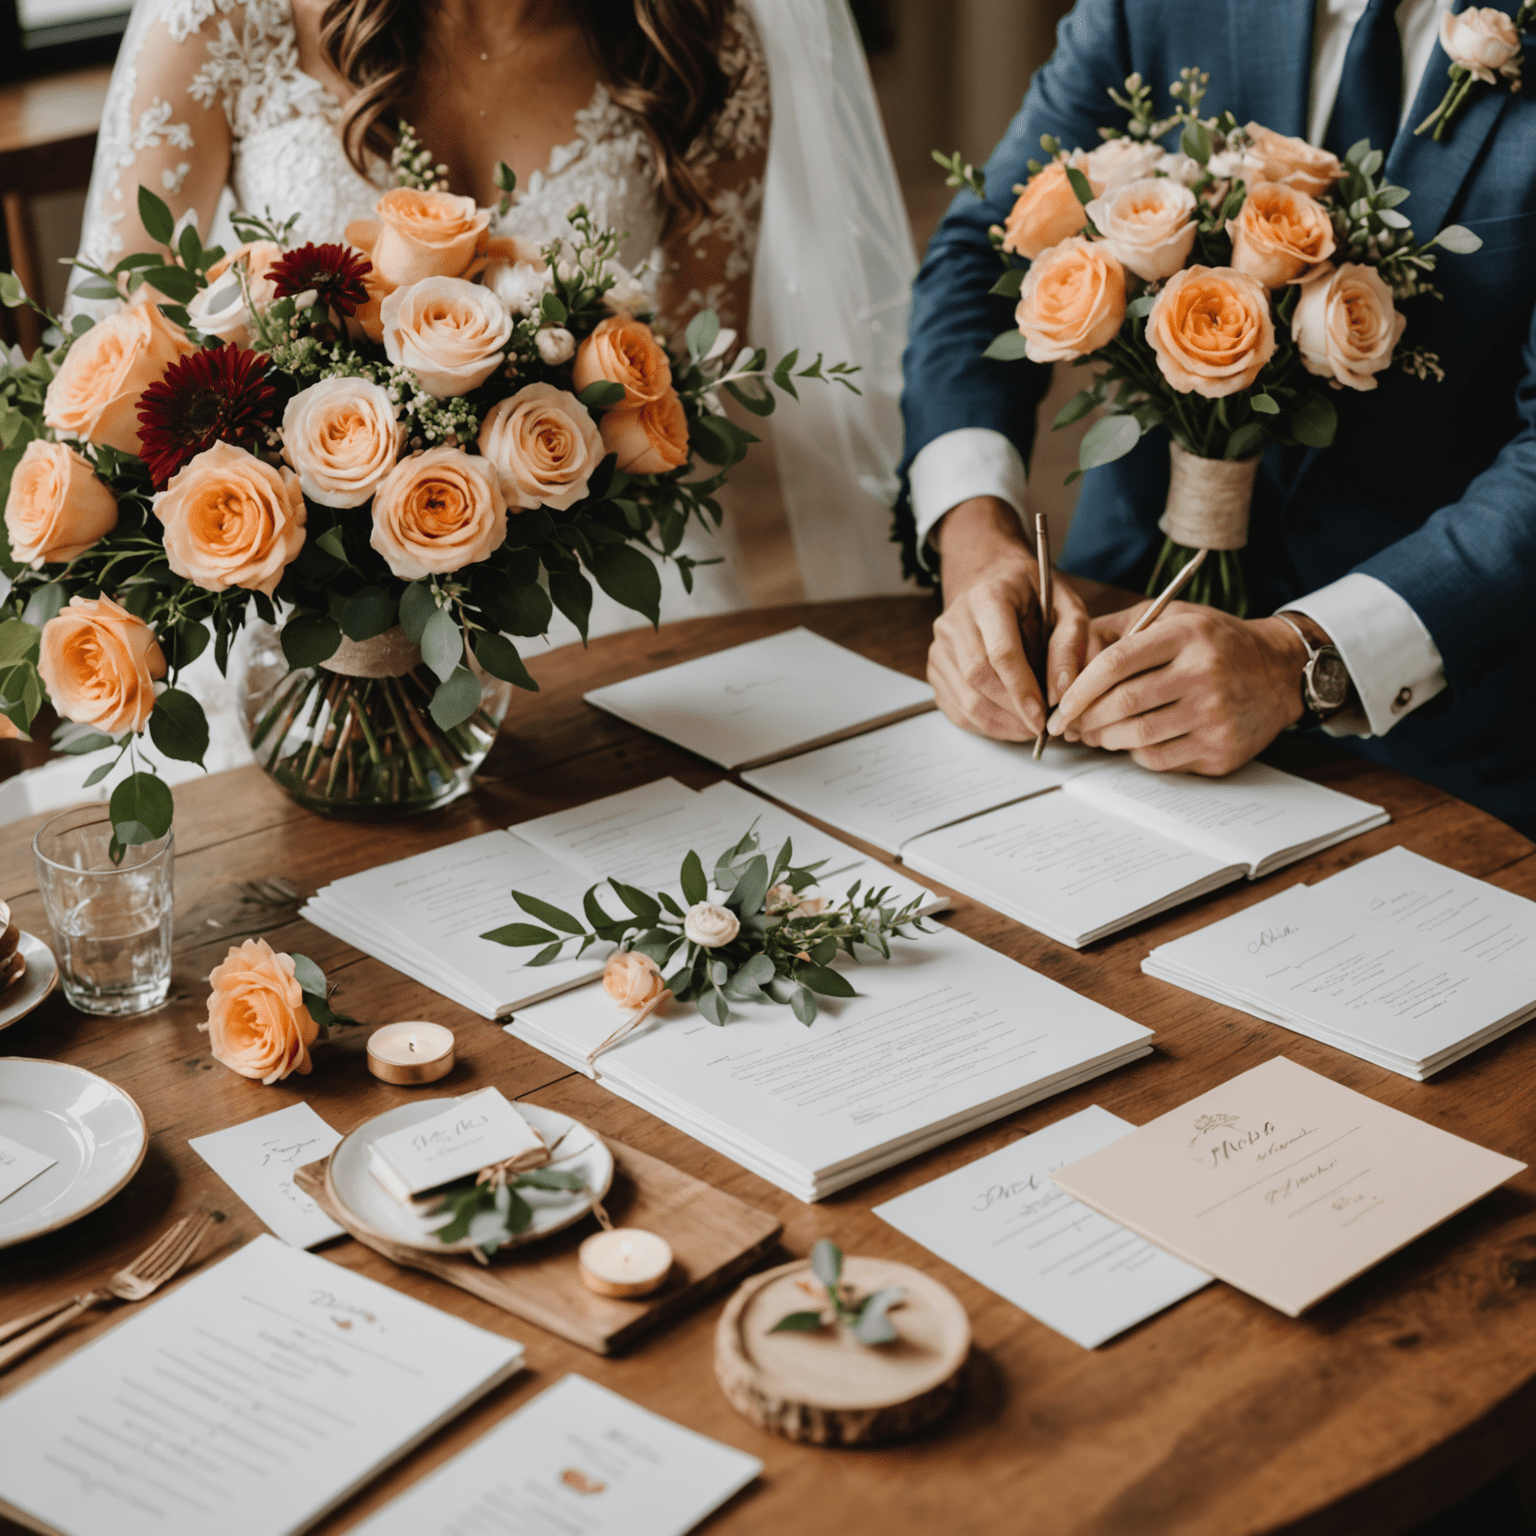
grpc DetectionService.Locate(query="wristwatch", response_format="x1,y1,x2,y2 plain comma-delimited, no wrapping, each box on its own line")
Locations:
1275,613,1351,724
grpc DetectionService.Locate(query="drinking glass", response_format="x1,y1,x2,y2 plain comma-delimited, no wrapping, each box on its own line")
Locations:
32,806,175,1016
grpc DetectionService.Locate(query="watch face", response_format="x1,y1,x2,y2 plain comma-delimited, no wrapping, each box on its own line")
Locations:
1308,650,1350,711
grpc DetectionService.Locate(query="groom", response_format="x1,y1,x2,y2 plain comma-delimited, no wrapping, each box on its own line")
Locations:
898,0,1536,837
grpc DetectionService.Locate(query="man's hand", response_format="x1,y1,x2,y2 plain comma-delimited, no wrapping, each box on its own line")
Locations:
1046,601,1309,774
928,497,1090,740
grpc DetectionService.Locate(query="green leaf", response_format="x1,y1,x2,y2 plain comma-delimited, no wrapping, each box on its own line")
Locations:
811,1238,842,1289
516,1167,586,1192
315,529,349,568
0,271,25,308
142,264,199,304
166,619,210,672
549,571,592,641
1292,394,1339,449
789,984,818,1024
280,612,342,668
728,853,771,918
680,849,707,906
81,762,114,788
1052,390,1098,429
982,328,1030,362
493,160,516,193
109,771,173,846
146,687,210,764
340,585,397,642
1078,413,1142,472
137,186,175,246
697,987,730,1026
420,606,462,682
988,267,1026,298
0,618,41,665
540,292,568,324
588,544,661,625
472,632,537,692
398,580,437,643
289,953,327,997
1065,164,1095,204
576,380,626,410
428,666,481,730
609,880,661,925
736,953,775,988
1180,121,1212,165
721,378,776,417
58,730,113,756
476,575,553,637
1225,422,1267,461
21,584,66,629
797,963,856,998
528,941,566,967
685,307,720,361
769,1310,826,1334
853,1285,905,1346
1376,184,1411,209
481,922,562,947
513,890,586,934
1125,293,1157,319
1432,224,1482,255
584,885,620,929
1250,393,1280,415
1344,137,1373,168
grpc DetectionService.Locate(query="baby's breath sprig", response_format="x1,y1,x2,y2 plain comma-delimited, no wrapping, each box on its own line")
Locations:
391,120,451,192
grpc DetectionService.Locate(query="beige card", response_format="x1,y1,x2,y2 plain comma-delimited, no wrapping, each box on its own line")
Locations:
1050,1057,1525,1317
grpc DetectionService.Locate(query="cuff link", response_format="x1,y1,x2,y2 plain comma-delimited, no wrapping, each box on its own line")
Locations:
1392,686,1413,714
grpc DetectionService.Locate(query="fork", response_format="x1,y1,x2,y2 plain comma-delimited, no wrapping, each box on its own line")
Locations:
0,1211,216,1372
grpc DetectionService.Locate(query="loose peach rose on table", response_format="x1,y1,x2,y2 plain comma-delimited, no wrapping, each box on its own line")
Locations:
572,315,674,407
1227,183,1336,288
349,188,492,289
185,240,284,346
4,440,118,565
370,445,507,578
381,275,514,399
603,951,667,1010
1000,162,1088,261
37,594,165,735
1292,263,1406,391
201,938,319,1084
599,390,690,475
281,376,405,508
154,440,306,596
1013,236,1126,363
478,382,604,510
1084,177,1198,281
1146,265,1276,399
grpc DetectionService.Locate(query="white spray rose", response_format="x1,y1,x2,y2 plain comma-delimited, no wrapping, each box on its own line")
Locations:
684,902,740,948
535,325,576,365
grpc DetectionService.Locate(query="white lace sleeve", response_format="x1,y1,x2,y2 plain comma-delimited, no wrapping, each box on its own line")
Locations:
657,4,770,334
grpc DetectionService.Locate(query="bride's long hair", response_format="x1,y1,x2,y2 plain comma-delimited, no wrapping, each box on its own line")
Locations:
320,0,736,236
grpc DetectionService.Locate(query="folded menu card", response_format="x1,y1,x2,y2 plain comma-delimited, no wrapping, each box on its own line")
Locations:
583,626,935,769
189,1103,343,1248
0,1235,525,1536
873,1106,1210,1348
1051,1057,1525,1317
0,1130,56,1205
508,924,1153,1202
900,758,1388,948
351,1374,761,1536
368,1086,545,1202
1142,873,1536,1079
301,776,944,1019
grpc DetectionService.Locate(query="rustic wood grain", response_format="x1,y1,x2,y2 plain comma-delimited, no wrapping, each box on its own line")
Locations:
1,595,1533,1536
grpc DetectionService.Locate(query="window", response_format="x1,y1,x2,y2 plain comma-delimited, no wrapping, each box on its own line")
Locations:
2,0,127,77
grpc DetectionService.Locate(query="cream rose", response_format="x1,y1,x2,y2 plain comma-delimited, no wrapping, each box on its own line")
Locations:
602,261,649,316
1084,177,1198,281
1000,162,1088,261
281,377,405,508
370,446,507,577
4,440,118,565
202,938,319,1084
37,593,165,735
1228,182,1336,288
382,276,514,399
684,902,740,949
599,391,690,475
1440,7,1522,83
536,325,576,366
1146,265,1276,398
1076,138,1164,196
572,315,673,407
185,240,283,345
1014,236,1126,363
603,951,667,1010
43,301,196,455
765,884,828,918
154,440,307,596
477,382,603,511
1239,123,1343,198
484,236,554,317
1291,262,1405,392
353,188,493,289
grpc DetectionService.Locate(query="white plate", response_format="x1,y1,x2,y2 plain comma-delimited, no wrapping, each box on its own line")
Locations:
0,1058,147,1248
329,1099,613,1256
0,934,59,1033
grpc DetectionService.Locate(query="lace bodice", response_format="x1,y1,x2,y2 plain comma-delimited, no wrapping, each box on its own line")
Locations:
71,0,770,329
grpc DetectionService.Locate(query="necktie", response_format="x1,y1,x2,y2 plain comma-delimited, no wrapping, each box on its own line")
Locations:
1323,0,1405,160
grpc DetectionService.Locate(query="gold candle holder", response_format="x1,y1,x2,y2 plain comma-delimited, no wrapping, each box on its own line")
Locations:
366,1022,455,1085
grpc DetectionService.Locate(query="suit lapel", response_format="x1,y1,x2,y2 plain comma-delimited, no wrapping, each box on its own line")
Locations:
1225,0,1315,133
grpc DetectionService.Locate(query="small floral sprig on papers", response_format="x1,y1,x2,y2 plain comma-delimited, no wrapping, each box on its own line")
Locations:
770,1240,906,1347
1417,6,1535,143
481,822,932,1027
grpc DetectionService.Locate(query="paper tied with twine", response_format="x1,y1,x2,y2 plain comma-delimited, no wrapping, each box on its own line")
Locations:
319,624,423,678
585,989,674,1079
1157,441,1262,551
474,1140,554,1190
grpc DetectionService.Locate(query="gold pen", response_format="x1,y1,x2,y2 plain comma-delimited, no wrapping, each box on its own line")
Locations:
1032,512,1052,761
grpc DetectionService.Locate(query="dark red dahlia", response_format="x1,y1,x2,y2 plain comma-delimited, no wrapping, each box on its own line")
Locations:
268,242,373,317
135,344,280,487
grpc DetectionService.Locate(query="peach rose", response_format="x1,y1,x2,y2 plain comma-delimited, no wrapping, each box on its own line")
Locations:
1440,8,1522,83
477,382,604,511
382,276,513,399
154,440,306,597
599,391,690,475
1075,138,1164,196
572,315,673,407
603,951,666,1010
185,240,283,345
370,446,507,577
1146,265,1276,398
1014,236,1126,363
345,255,392,344
1227,182,1337,288
4,439,118,565
1291,262,1405,392
765,883,828,917
281,376,405,508
1084,177,1198,281
352,188,493,289
1001,162,1088,261
202,938,319,1084
43,301,196,455
0,714,20,742
1238,123,1343,198
37,593,165,735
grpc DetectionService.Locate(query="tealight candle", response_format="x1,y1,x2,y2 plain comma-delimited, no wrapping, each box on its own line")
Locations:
366,1022,456,1086
578,1227,674,1297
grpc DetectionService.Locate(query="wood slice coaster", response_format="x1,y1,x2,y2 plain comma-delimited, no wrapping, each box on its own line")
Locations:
715,1256,970,1446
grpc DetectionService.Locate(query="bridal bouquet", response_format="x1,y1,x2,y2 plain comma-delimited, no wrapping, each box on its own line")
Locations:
0,148,851,849
946,68,1480,613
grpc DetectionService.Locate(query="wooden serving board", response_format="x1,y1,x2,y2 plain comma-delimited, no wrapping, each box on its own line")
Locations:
294,1136,781,1355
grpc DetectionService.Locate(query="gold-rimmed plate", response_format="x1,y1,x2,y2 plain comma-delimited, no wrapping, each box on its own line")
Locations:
0,934,58,1034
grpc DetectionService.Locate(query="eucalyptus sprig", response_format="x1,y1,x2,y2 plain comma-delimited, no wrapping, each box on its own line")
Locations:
428,1165,588,1259
770,1239,905,1347
481,822,932,1027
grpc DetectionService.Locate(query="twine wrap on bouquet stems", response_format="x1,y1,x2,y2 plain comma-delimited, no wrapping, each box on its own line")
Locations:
320,626,422,678
1157,442,1262,552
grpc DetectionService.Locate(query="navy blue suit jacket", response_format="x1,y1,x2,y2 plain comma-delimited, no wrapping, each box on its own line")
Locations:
898,0,1536,836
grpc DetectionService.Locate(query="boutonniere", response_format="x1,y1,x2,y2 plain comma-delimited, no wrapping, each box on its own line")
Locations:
1416,4,1534,142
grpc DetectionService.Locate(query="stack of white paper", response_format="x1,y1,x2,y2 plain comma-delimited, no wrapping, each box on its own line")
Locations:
508,925,1154,1202
1142,855,1536,1077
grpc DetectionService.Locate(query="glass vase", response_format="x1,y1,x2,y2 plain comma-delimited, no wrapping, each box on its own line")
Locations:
239,623,513,819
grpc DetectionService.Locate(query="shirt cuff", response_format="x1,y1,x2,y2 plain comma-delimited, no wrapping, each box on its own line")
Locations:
908,428,1030,548
1283,572,1446,738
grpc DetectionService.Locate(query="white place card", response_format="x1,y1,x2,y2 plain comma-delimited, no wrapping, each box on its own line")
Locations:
351,1374,761,1536
0,1235,525,1536
0,1130,56,1205
189,1103,343,1249
874,1107,1209,1347
369,1086,544,1198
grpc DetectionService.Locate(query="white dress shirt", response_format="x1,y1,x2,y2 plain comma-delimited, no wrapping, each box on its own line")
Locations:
911,0,1456,737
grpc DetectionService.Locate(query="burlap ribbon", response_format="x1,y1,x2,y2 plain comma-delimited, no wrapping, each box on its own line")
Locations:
1157,441,1261,551
319,625,423,678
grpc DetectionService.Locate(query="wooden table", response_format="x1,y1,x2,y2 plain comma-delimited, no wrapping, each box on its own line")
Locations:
2,594,1535,1536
